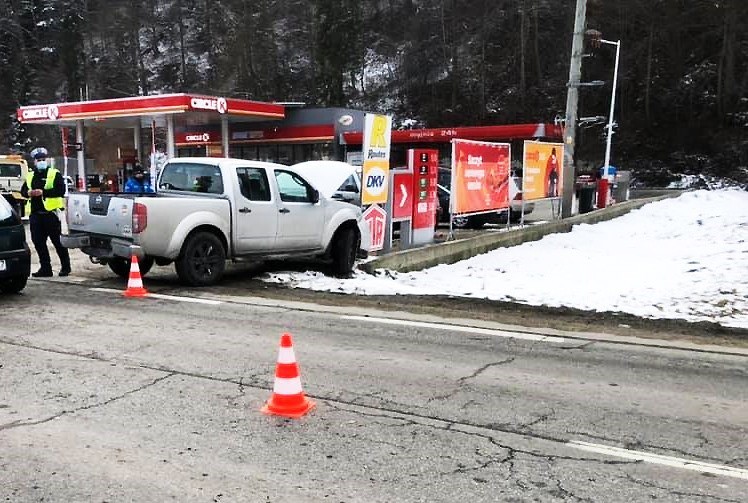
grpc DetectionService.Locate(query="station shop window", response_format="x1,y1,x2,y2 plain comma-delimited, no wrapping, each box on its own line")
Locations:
277,144,292,165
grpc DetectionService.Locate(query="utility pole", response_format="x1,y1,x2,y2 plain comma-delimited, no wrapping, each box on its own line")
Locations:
561,0,587,218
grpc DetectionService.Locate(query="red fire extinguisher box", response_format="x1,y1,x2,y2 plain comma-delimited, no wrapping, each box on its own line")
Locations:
597,178,609,209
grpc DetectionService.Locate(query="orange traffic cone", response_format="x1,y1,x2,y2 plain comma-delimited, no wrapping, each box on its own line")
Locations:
261,333,315,418
123,255,149,298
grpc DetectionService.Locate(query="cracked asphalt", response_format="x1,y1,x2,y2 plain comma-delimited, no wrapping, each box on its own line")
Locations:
1,278,746,502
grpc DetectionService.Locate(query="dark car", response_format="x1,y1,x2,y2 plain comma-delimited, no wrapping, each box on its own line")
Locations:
437,167,534,229
0,194,31,294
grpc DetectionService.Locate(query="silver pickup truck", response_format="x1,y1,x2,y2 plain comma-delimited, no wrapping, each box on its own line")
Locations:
62,157,367,286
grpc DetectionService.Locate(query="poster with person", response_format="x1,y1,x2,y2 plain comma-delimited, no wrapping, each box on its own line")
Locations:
451,139,511,215
522,141,564,201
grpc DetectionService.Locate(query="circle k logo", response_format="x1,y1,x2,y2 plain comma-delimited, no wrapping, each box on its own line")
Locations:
190,96,227,114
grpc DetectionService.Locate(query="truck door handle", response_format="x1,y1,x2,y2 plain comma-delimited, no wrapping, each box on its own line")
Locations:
279,208,290,214
239,207,252,213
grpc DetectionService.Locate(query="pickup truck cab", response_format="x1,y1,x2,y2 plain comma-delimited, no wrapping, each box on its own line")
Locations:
62,157,366,286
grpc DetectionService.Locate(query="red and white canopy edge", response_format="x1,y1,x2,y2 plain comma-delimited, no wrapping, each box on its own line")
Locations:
17,94,285,190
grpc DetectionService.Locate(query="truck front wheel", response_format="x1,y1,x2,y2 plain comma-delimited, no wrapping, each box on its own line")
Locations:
108,256,154,279
331,226,359,277
175,232,226,286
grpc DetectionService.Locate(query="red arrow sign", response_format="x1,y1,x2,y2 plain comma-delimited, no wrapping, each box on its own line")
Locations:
392,172,413,219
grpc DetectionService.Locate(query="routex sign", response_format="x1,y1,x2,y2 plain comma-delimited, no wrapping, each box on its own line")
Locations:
361,114,392,206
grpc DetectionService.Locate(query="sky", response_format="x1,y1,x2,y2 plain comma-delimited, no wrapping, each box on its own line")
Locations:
262,189,748,329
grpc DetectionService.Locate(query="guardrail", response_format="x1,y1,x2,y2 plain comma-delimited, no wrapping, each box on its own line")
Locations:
361,192,685,273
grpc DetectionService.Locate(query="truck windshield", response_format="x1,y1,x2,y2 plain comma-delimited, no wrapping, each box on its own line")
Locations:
0,163,22,177
159,162,224,194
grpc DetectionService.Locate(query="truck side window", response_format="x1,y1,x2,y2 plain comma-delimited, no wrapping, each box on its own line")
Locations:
237,167,271,201
160,162,223,194
275,170,313,203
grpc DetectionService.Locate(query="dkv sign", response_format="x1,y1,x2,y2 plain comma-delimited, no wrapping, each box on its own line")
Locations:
362,204,387,252
362,160,389,205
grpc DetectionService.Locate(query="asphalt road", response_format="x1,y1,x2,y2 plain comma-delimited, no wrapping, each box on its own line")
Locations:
1,279,746,502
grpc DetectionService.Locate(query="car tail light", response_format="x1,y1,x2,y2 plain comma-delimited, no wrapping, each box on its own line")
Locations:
132,202,147,233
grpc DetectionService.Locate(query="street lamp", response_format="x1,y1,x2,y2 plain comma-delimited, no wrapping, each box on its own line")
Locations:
600,38,621,180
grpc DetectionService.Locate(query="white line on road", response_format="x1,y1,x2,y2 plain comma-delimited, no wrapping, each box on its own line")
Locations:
567,440,748,480
342,315,566,343
89,287,223,305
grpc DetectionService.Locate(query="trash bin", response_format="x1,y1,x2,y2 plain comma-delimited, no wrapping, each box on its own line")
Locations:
613,171,631,202
577,182,597,213
574,176,597,214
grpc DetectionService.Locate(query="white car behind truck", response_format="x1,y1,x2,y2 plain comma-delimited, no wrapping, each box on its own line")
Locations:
62,157,367,286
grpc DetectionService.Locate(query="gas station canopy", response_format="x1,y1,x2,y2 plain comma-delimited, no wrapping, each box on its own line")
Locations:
16,93,285,129
16,93,287,191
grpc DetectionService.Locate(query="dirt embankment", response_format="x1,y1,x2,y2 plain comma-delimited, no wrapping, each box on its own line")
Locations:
224,279,748,349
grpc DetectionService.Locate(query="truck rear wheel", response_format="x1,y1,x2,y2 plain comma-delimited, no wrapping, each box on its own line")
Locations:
108,256,154,279
331,226,359,277
175,231,226,286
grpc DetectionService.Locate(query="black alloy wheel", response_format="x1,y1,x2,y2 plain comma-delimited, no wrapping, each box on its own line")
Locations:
175,231,226,286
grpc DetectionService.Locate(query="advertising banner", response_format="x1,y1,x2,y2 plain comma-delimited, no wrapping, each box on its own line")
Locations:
522,141,564,201
361,114,392,205
450,139,511,214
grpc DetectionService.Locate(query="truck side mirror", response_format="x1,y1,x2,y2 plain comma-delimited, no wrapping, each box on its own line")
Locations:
308,188,319,204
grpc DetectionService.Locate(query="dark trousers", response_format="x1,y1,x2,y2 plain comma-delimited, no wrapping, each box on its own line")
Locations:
30,212,70,272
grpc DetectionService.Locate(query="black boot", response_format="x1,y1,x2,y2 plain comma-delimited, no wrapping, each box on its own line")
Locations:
32,268,53,278
59,266,71,277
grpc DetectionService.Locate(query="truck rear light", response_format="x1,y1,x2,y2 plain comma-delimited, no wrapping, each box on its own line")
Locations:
132,202,147,233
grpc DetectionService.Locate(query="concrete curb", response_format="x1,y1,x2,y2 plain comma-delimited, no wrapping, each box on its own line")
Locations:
361,193,684,273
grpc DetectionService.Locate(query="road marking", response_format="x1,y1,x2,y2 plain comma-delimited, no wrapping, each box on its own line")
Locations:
342,315,566,343
89,287,223,305
567,440,748,480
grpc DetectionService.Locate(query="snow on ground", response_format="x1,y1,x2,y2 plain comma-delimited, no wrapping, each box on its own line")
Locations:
262,189,748,329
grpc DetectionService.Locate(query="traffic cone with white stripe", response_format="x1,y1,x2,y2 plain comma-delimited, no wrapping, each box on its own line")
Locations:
123,255,149,298
261,333,315,419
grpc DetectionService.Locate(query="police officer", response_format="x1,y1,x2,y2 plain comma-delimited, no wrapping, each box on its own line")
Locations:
21,147,71,277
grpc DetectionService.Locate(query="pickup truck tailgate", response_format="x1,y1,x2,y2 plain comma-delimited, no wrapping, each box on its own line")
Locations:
67,193,135,238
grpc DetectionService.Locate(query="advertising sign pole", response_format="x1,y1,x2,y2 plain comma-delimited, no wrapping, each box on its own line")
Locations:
361,114,392,252
60,127,68,194
75,120,86,191
149,120,158,190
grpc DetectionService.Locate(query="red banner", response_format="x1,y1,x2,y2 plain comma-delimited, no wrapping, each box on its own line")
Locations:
450,140,510,214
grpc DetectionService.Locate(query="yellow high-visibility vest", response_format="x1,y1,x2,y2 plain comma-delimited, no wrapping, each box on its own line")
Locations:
25,167,64,214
